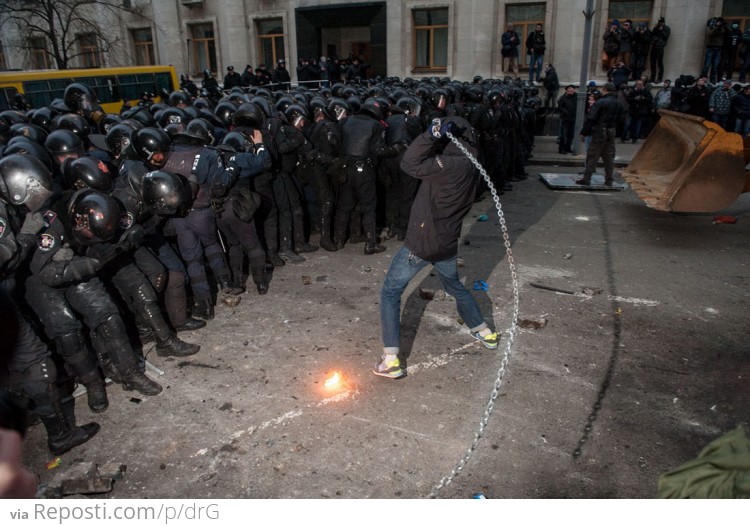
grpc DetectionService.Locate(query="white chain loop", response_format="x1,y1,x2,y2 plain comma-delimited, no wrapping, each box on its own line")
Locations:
428,131,521,498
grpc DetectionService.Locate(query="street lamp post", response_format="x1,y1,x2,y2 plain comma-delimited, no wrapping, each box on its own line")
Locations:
186,38,191,77
572,0,595,155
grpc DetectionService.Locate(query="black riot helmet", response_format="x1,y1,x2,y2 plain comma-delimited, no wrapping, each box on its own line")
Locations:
327,97,351,121
10,123,48,144
346,95,362,114
121,106,156,128
395,97,422,117
214,101,238,127
51,113,91,139
3,137,54,172
221,131,253,153
431,88,449,109
275,96,294,116
132,127,171,167
175,118,215,146
105,124,134,158
283,104,308,128
232,102,264,128
359,98,384,120
141,170,188,216
69,189,120,245
159,107,187,128
0,110,28,126
309,97,332,121
31,107,56,131
167,90,191,108
98,113,122,135
44,129,85,166
63,83,98,114
249,97,274,119
64,156,114,192
162,122,186,140
0,154,54,213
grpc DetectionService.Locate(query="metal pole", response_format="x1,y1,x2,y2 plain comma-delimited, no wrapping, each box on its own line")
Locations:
572,0,595,155
186,39,191,77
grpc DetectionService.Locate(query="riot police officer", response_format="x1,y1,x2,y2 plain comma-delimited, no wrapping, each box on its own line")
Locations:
0,155,101,455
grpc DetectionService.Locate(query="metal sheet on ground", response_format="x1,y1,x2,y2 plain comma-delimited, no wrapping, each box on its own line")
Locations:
539,172,628,191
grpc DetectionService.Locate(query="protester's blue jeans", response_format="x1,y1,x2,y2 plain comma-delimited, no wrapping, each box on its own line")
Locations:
529,53,544,82
380,245,487,354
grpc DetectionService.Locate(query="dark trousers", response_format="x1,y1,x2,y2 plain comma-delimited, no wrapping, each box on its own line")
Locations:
560,119,576,152
583,128,616,182
273,171,305,248
650,47,665,81
172,207,229,301
334,162,378,241
217,199,266,282
382,153,418,235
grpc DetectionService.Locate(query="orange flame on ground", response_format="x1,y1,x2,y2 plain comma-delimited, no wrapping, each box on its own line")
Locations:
324,371,342,389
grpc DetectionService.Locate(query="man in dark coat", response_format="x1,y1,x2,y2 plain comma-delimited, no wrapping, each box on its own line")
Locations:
577,83,624,186
374,117,499,379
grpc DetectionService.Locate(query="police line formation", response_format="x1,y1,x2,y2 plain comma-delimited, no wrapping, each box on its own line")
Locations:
0,75,539,456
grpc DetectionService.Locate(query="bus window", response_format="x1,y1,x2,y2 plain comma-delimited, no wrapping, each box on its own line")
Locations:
155,72,174,95
23,80,65,109
118,73,153,102
0,87,17,110
77,76,118,104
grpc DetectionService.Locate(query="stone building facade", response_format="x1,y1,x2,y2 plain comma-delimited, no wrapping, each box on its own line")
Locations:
1,0,749,85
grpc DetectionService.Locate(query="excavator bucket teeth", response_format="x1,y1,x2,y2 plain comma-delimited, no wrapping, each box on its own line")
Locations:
621,110,749,212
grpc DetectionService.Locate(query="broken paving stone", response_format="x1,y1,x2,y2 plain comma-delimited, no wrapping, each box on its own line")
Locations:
221,295,241,307
563,253,573,260
419,288,436,300
301,275,312,285
433,289,447,301
517,317,548,329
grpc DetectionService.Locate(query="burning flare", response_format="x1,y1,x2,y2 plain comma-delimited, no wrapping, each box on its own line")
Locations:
324,371,342,389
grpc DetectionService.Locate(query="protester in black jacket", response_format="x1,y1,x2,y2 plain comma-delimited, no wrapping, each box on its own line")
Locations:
374,116,499,380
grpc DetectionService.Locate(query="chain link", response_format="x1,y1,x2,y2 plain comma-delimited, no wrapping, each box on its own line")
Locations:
428,132,521,498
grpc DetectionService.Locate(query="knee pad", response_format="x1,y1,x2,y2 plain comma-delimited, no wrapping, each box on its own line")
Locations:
24,357,57,386
54,332,86,358
153,273,167,293
134,282,158,305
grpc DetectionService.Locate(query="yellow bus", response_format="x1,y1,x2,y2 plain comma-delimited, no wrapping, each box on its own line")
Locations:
0,65,179,113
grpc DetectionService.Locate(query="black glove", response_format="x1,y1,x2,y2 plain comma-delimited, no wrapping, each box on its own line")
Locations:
86,242,121,265
120,224,145,250
62,257,102,281
19,212,45,235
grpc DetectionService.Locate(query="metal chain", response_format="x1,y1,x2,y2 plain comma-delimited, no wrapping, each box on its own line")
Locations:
428,132,521,498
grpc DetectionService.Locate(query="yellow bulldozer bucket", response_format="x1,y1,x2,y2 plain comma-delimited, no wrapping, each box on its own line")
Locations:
621,109,750,212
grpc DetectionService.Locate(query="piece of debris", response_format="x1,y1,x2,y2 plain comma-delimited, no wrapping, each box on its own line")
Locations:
316,275,327,282
46,458,61,470
563,253,573,260
477,214,489,222
221,294,241,307
301,275,312,285
419,288,436,300
40,462,126,498
433,289,447,301
530,282,575,295
517,317,548,329
363,266,372,273
457,257,465,268
128,397,142,404
473,280,488,291
581,287,603,296
712,215,737,224
463,240,470,246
